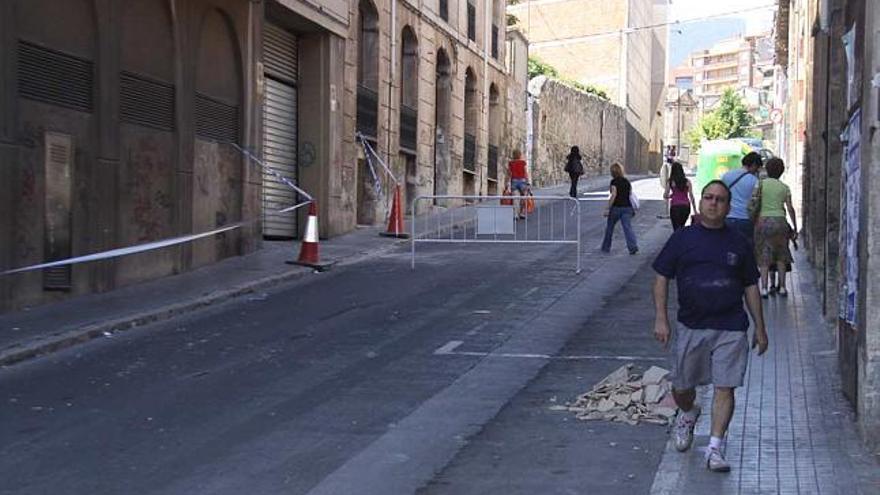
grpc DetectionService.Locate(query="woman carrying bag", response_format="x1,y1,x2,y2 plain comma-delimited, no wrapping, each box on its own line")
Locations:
564,146,584,198
601,162,639,255
750,157,798,298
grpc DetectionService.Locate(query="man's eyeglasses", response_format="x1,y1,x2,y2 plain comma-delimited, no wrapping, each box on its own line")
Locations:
701,193,729,203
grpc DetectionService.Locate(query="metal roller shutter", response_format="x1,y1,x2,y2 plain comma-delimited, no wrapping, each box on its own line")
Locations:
262,23,299,239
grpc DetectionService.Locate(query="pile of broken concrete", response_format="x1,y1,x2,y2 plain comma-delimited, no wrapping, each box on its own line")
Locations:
556,364,679,426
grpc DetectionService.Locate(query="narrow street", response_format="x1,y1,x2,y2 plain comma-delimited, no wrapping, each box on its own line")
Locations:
1,180,878,494
1,182,671,494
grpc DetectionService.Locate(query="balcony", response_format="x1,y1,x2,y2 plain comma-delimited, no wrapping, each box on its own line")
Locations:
463,133,476,173
399,104,417,153
356,84,378,141
487,144,498,181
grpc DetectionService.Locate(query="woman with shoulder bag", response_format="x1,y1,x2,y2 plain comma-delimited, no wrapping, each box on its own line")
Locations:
601,162,639,255
752,158,798,298
564,146,584,198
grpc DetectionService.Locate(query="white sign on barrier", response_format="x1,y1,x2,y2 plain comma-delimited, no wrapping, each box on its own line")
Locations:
476,206,515,235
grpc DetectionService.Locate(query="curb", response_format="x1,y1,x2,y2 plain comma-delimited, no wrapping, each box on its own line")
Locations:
0,239,412,368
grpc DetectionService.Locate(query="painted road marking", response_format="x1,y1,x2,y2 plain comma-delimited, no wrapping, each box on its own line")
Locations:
433,340,464,355
466,322,488,336
433,340,665,362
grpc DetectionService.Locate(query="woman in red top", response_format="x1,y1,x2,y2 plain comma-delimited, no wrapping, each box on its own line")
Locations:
508,149,530,219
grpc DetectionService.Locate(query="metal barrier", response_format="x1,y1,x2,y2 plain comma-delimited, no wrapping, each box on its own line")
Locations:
411,195,582,273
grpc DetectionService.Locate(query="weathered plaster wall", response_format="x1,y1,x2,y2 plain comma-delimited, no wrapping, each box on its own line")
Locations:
0,0,258,313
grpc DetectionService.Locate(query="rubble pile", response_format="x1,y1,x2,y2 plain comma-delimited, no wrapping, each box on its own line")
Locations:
557,364,678,426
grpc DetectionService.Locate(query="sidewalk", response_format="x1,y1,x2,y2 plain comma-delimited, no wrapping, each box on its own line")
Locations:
650,250,880,494
0,175,620,367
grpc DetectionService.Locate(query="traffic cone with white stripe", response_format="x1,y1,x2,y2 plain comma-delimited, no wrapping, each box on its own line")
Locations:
380,184,410,238
288,201,334,271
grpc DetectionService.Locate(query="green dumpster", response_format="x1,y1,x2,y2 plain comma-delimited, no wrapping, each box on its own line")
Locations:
695,139,755,193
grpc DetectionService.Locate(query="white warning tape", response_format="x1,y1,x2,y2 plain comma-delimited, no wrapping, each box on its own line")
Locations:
229,142,313,201
356,132,399,186
1,224,241,275
2,142,315,276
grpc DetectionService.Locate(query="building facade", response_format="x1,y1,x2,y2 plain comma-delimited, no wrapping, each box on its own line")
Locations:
507,0,668,172
785,0,880,450
667,32,778,153
1,0,263,312
0,0,515,312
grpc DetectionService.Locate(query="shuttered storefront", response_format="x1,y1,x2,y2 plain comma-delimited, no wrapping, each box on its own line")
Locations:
262,23,299,238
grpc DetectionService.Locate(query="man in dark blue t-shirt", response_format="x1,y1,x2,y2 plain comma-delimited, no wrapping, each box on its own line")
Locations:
652,179,768,473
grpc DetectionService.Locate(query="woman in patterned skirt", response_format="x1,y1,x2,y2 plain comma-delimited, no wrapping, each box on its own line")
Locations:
753,157,798,297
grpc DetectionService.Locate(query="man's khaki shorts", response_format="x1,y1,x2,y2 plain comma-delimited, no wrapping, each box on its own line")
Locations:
669,322,749,390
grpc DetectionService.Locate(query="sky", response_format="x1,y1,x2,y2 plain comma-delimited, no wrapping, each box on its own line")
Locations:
668,0,776,67
669,0,775,33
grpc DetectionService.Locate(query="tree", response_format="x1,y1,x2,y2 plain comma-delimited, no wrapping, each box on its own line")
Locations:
686,88,757,151
527,56,609,101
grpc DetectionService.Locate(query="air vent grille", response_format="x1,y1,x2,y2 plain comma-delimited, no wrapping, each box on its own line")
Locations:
18,40,93,113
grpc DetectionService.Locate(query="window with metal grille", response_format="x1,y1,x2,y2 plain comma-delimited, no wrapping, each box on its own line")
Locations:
194,93,239,143
487,144,498,180
17,40,93,113
357,84,379,140
399,104,417,153
467,2,476,42
492,24,499,59
439,0,448,21
120,71,175,131
463,133,476,173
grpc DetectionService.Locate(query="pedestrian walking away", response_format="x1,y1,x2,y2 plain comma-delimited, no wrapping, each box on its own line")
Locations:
753,157,798,298
659,156,672,218
663,161,696,231
601,162,639,255
651,179,768,473
508,149,530,219
721,151,763,245
564,145,585,198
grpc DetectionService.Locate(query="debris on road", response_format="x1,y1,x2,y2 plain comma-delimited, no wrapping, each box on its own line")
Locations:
553,364,677,426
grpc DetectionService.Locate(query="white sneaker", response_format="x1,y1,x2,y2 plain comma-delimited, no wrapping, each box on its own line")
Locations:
706,446,731,472
672,406,701,452
760,287,769,298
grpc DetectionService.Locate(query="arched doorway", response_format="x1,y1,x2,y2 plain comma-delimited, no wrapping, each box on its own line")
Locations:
400,26,419,210
433,48,452,202
356,0,379,225
463,67,478,197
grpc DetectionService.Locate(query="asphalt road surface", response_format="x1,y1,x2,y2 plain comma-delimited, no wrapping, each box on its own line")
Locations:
0,179,676,495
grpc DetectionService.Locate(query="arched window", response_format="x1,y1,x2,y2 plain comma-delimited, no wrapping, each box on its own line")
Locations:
434,48,452,199
487,83,500,194
399,27,418,154
463,68,478,196
356,0,379,141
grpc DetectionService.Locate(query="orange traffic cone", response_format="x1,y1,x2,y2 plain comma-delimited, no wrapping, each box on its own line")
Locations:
379,184,410,238
287,202,334,271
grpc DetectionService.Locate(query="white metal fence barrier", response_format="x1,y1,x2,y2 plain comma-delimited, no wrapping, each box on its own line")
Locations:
410,195,582,273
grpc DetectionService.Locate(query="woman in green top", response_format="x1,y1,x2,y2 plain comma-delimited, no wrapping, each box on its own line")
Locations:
754,158,799,297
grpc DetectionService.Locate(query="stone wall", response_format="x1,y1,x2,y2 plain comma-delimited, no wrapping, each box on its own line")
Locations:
525,77,629,188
